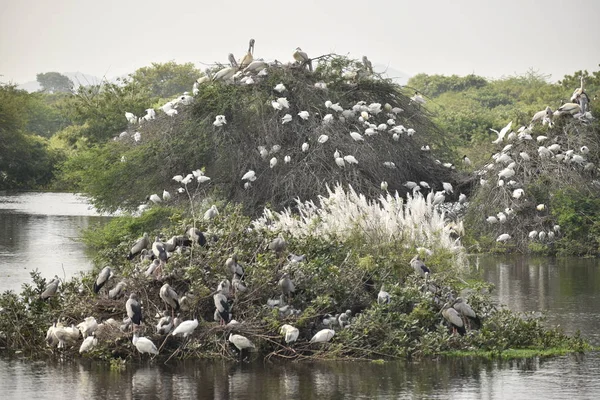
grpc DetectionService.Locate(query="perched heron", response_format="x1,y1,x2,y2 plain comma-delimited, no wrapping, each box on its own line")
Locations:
93,266,113,294
159,283,180,318
132,334,158,356
127,232,149,260
126,293,143,331
40,276,60,300
310,329,335,343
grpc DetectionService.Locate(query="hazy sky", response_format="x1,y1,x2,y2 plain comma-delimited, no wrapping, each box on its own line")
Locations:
1,0,599,84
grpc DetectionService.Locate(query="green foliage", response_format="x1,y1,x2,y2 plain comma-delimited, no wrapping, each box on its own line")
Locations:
129,61,201,99
36,72,74,93
551,189,600,256
0,83,59,188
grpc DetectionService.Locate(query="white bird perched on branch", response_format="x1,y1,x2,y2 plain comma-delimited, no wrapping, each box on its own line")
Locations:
274,83,286,93
77,316,98,337
280,324,300,344
79,335,98,354
213,115,227,127
298,111,309,120
277,97,289,109
132,334,158,355
166,109,178,117
242,170,256,182
125,112,138,124
496,233,511,242
318,134,329,143
171,318,198,337
302,142,310,152
292,47,312,71
442,182,453,194
204,205,219,220
512,188,524,199
350,131,364,141
238,38,255,69
310,329,335,343
270,157,278,168
281,114,292,124
344,155,358,165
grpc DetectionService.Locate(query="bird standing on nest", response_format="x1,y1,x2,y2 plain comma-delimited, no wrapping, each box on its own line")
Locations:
362,56,373,74
239,38,255,69
293,47,312,71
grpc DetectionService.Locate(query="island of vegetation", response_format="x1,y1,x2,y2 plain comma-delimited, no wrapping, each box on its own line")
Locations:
0,47,597,363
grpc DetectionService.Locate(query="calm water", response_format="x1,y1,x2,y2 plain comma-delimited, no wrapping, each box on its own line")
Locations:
1,193,600,399
0,192,109,293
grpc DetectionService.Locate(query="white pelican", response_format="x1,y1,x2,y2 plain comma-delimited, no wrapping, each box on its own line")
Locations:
238,38,255,69
293,47,311,70
243,59,268,74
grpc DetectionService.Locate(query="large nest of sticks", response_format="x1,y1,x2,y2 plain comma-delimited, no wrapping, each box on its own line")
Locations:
121,55,456,215
464,115,600,253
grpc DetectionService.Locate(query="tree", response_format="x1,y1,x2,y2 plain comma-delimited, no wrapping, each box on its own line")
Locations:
36,72,74,93
129,61,201,99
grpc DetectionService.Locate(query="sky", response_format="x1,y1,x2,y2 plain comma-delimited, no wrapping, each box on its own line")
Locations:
1,0,599,85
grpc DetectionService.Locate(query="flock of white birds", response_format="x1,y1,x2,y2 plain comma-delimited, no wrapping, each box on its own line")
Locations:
113,39,461,215
476,75,594,244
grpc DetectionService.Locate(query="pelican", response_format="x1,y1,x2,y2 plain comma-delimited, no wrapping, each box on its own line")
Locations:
127,232,149,260
441,302,465,335
126,293,143,330
243,59,268,74
378,285,391,304
570,75,585,102
411,255,430,277
280,324,299,344
159,283,180,318
171,318,198,337
237,38,255,69
293,47,312,71
555,102,581,116
362,56,373,74
213,63,237,82
94,266,113,294
310,329,335,343
132,334,158,356
531,106,553,125
40,276,60,300
108,281,126,299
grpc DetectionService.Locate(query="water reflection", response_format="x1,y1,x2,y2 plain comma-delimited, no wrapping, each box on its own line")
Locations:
0,192,110,293
477,255,600,346
2,355,600,399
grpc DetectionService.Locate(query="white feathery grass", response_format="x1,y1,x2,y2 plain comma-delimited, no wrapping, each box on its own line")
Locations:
252,184,465,261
